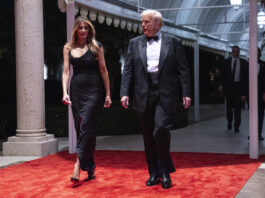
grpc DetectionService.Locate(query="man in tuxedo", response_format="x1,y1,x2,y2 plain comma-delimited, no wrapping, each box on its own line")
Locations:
219,46,248,133
258,48,265,140
120,9,191,189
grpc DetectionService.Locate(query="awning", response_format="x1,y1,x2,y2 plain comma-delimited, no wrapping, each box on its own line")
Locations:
57,0,248,56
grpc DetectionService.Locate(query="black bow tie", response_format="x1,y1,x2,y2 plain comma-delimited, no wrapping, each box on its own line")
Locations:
146,35,158,41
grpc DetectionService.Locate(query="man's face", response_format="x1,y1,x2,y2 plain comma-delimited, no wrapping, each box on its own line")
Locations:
141,14,160,37
232,47,240,58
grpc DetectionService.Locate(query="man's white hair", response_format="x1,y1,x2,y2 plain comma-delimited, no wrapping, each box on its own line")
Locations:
141,9,163,26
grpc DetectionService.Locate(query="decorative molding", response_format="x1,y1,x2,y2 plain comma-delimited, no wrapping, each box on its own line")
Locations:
106,15,113,26
80,6,88,17
58,0,67,12
138,26,142,34
65,0,74,3
133,24,138,32
113,18,120,28
89,10,97,21
98,12,105,24
127,22,132,31
59,0,240,55
75,4,79,15
57,0,74,13
120,20,126,29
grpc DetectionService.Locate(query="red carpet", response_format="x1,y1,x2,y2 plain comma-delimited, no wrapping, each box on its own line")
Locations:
0,151,264,198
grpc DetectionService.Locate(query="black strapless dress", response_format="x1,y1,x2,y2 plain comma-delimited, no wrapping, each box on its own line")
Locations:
69,46,104,171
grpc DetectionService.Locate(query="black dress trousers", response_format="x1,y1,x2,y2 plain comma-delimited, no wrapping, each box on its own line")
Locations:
140,72,175,175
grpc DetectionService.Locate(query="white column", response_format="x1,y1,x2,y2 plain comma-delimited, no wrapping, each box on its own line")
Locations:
3,0,58,156
194,35,200,122
66,2,77,154
249,0,258,159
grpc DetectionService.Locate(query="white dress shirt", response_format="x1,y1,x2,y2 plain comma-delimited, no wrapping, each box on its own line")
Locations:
231,57,240,82
146,32,162,73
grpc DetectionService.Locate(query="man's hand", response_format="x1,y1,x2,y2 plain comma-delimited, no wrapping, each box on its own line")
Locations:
121,96,129,109
241,95,247,102
183,97,191,109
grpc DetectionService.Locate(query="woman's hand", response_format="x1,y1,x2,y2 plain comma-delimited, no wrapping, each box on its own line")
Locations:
104,96,112,108
62,94,72,105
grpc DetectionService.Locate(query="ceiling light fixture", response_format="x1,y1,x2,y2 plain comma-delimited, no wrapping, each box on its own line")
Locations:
258,10,265,28
230,0,242,9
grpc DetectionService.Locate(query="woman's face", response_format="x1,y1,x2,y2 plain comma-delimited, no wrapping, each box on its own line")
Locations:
76,22,89,40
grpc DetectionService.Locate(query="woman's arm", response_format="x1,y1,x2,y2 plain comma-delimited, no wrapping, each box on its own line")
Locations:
62,45,72,105
98,47,112,108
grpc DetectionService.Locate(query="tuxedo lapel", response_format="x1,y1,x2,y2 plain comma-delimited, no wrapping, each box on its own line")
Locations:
158,34,170,76
138,37,148,72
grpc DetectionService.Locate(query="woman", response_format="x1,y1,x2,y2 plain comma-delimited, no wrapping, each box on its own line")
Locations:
62,16,112,182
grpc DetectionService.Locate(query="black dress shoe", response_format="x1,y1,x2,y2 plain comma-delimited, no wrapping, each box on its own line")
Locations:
70,177,79,182
87,168,95,180
227,124,232,130
146,173,160,186
234,128,240,133
247,135,264,141
161,173,172,189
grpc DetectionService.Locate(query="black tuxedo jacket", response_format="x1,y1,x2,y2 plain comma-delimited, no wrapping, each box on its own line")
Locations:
120,33,191,114
220,57,249,97
258,59,265,95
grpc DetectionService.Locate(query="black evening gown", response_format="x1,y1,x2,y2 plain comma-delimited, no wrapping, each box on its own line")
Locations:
69,45,104,171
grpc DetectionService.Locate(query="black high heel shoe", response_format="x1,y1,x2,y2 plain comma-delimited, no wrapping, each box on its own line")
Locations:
70,177,81,188
70,163,80,183
70,177,79,182
87,168,95,180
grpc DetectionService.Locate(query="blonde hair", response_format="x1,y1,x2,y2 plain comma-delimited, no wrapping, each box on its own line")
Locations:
67,16,100,56
141,9,163,27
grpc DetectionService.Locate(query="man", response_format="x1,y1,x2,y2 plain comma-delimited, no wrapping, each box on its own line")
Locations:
120,9,191,189
258,48,265,140
219,46,248,133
